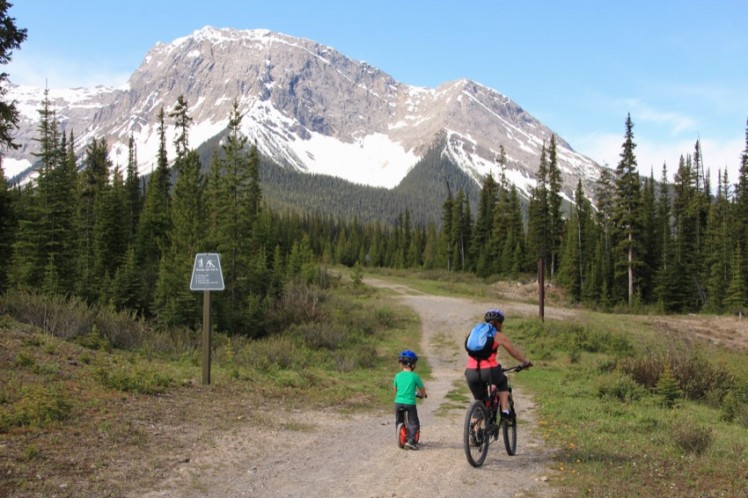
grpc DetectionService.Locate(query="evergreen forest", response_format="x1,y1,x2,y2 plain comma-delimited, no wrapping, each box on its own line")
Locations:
2,88,748,337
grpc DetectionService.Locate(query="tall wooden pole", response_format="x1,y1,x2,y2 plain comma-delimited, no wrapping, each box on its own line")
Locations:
538,258,545,322
202,290,212,385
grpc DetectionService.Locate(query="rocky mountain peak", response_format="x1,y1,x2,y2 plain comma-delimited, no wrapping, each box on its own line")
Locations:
5,26,603,199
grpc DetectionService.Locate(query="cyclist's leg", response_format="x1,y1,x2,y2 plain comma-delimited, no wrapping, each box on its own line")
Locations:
492,369,510,413
406,404,420,442
394,403,405,425
464,368,488,402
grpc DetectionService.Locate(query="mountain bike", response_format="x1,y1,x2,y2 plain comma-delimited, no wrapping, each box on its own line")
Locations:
463,365,524,467
396,393,426,448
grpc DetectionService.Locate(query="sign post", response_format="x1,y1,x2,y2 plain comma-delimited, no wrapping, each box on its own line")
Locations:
190,253,225,385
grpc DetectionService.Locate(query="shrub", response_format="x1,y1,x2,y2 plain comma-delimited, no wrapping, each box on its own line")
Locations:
94,306,150,350
0,291,95,340
618,346,734,401
241,335,299,371
525,321,633,356
334,344,378,372
374,307,396,328
97,365,174,395
670,414,713,455
0,385,72,432
293,323,348,350
656,364,681,408
264,284,330,333
596,371,646,403
720,391,742,423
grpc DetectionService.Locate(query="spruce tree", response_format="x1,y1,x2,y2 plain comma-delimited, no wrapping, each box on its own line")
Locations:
135,107,171,314
527,144,550,277
0,158,12,291
704,169,732,311
735,118,748,306
472,171,498,277
93,165,129,303
124,134,142,243
0,2,26,150
154,97,203,328
611,114,642,306
547,135,564,281
593,167,616,305
78,138,111,301
9,90,69,291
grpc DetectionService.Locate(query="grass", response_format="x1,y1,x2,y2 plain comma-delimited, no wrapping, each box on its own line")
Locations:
0,279,424,497
2,271,747,496
510,314,748,497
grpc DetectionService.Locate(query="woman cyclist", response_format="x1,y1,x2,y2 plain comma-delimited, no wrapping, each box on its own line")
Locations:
465,309,531,418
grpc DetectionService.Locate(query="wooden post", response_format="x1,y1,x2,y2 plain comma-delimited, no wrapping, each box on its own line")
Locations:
202,290,211,385
538,258,545,322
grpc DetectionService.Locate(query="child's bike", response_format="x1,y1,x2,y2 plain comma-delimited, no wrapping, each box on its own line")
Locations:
396,393,426,448
463,365,524,467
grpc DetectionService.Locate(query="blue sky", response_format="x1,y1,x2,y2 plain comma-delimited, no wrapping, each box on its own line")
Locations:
6,0,747,184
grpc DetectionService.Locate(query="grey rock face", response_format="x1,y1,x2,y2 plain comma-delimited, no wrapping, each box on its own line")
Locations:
6,26,602,200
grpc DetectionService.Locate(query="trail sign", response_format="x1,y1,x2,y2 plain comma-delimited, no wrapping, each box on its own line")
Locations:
190,253,225,291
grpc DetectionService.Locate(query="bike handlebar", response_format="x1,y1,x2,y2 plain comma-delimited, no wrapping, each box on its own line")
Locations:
502,362,532,374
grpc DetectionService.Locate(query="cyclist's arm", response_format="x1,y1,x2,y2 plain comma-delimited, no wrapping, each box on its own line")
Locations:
495,333,530,365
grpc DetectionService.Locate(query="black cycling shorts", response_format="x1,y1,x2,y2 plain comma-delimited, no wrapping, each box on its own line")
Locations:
464,365,508,401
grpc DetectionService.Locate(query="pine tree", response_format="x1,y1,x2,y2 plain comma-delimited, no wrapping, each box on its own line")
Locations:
557,180,591,301
527,143,550,277
135,107,171,314
78,137,112,301
637,171,658,303
124,134,142,243
209,101,265,334
670,154,701,311
547,135,564,282
593,167,616,305
154,97,203,328
93,165,129,303
441,184,454,271
724,245,747,313
611,114,642,306
472,170,498,277
9,90,70,291
704,169,732,311
0,158,12,292
734,118,748,307
0,3,26,150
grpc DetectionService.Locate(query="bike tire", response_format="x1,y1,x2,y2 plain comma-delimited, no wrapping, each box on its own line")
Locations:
464,400,490,467
503,395,517,455
397,422,407,448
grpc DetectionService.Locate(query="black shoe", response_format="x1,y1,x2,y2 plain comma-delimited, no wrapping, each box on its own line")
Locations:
404,440,419,450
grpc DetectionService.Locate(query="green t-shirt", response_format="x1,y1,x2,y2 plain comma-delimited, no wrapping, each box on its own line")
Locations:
393,370,424,405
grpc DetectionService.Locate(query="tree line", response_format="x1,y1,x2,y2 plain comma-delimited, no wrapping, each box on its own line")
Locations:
2,92,748,333
447,115,748,314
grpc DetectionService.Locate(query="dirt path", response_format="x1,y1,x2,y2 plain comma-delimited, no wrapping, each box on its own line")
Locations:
138,279,560,498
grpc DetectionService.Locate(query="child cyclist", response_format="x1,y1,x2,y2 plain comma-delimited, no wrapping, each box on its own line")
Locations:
393,349,427,450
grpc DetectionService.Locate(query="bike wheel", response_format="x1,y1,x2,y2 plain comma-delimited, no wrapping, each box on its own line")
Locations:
397,422,407,448
503,396,517,455
464,400,490,467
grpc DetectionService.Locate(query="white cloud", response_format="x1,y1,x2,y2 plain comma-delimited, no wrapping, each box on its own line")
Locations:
621,98,697,137
7,55,131,89
573,131,743,188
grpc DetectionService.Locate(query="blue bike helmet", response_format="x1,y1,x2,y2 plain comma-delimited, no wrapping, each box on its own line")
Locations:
484,308,505,324
399,349,418,365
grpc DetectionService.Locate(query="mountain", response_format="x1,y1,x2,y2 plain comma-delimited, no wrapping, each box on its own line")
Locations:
4,26,603,212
